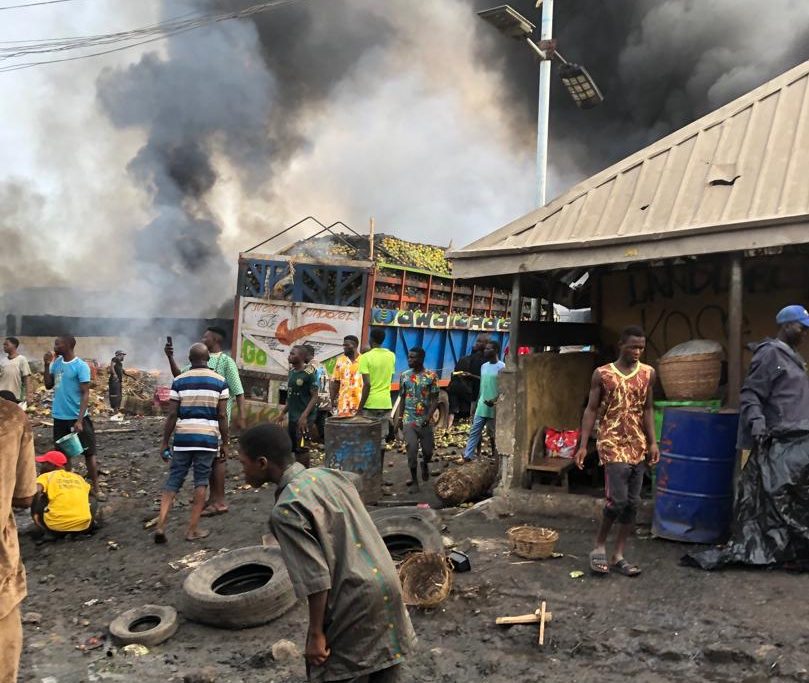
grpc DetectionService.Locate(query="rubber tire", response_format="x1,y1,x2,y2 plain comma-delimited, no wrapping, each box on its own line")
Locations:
433,391,450,430
109,604,178,647
181,546,297,629
370,508,444,561
370,506,440,525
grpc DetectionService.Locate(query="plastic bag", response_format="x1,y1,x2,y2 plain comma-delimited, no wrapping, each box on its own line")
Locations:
683,430,809,570
545,429,579,459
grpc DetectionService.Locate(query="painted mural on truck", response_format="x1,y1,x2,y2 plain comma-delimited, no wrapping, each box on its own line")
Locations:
237,297,363,376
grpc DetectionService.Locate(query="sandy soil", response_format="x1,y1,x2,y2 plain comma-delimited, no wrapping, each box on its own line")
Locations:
17,417,809,682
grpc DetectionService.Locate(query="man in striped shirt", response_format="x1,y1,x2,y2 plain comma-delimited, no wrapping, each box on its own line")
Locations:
155,344,229,543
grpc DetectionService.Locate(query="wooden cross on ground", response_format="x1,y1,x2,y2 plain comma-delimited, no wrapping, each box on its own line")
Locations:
495,601,551,645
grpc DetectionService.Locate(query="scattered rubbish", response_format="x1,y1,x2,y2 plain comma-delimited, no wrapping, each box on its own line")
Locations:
448,550,471,573
22,612,42,625
569,570,585,579
271,639,301,663
107,541,120,550
83,598,101,607
122,643,150,657
416,502,431,509
144,517,159,530
442,535,456,549
77,635,105,652
168,547,229,571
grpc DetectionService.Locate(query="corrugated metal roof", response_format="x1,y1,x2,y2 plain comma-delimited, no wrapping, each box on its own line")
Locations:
448,60,809,279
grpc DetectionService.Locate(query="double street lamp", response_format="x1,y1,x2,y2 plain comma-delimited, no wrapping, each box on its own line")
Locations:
479,2,603,207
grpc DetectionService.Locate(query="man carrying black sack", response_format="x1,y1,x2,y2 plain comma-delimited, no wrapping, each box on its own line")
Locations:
685,305,809,570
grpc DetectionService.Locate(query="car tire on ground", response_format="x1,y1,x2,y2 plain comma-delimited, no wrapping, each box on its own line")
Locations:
370,508,445,562
109,604,178,647
181,546,297,629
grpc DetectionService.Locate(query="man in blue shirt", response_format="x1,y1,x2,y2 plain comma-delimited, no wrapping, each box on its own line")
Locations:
463,341,505,461
44,335,102,499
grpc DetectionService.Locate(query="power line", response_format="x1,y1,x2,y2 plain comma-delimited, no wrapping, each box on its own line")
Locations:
0,0,305,72
0,0,80,10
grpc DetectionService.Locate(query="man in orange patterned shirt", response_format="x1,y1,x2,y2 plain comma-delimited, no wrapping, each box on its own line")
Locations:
574,325,659,577
330,335,363,418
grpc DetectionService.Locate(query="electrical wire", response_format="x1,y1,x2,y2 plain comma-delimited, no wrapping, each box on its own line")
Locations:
0,0,80,10
0,0,305,72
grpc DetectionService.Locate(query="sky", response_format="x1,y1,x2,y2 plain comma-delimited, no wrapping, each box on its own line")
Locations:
1,0,807,317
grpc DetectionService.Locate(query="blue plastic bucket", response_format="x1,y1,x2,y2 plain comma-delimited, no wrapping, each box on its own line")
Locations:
56,431,85,458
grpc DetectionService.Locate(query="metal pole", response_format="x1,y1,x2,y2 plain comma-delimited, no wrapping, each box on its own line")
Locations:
536,0,553,207
727,253,744,409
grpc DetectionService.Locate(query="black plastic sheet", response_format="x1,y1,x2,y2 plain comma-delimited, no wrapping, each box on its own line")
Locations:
684,431,809,570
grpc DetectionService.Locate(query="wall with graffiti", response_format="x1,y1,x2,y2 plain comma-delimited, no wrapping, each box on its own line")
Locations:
601,255,809,364
370,307,510,332
237,297,363,376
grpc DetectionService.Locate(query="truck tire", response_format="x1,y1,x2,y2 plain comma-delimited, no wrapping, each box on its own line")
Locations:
181,546,297,629
371,508,444,562
433,390,450,431
109,605,178,647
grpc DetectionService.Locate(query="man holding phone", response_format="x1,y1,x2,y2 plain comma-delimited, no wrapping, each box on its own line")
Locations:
164,326,245,516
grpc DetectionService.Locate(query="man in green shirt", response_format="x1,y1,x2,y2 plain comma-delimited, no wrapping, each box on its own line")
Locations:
359,327,396,454
164,326,245,516
275,345,318,468
463,341,505,461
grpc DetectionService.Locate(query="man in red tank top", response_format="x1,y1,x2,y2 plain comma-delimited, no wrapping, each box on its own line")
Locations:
574,325,660,576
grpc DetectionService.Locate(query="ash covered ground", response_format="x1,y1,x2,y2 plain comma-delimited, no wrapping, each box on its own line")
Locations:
17,417,809,683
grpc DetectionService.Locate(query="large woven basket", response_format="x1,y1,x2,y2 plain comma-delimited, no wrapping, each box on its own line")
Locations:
398,552,453,608
507,525,559,560
658,352,721,401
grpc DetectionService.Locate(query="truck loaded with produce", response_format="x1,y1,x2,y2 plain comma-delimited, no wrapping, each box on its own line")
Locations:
231,219,512,428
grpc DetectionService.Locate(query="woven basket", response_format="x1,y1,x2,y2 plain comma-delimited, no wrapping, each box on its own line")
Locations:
507,525,559,560
398,552,453,608
658,352,721,401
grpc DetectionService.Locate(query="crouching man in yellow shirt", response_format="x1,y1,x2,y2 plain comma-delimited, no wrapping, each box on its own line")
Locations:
31,451,99,538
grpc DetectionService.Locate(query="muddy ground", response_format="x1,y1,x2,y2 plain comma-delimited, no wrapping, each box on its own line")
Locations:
16,416,809,683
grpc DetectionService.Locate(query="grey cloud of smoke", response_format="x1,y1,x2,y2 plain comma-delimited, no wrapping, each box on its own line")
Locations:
2,0,808,320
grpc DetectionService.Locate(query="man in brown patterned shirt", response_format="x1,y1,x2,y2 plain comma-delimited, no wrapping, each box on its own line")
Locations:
575,325,659,576
239,423,415,682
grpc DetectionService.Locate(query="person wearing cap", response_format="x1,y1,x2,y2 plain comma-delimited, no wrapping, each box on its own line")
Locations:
108,350,129,414
31,450,98,537
738,305,809,450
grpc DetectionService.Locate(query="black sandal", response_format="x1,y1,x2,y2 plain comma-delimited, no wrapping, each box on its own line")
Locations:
612,558,642,576
589,550,609,575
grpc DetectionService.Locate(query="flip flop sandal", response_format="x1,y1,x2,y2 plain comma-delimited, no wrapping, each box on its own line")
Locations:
185,529,211,542
612,558,642,576
589,550,609,575
200,507,229,518
154,531,167,545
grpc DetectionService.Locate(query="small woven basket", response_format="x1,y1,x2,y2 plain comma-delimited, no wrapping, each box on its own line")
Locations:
398,552,453,608
658,352,721,401
507,525,559,560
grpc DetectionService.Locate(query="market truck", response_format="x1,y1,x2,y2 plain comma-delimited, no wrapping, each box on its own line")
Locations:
232,227,513,427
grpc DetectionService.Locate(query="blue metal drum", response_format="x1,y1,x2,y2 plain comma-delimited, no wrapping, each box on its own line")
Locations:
652,408,739,543
325,416,384,504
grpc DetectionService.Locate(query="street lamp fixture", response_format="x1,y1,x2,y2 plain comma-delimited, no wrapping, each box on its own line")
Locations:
478,4,602,110
558,62,604,110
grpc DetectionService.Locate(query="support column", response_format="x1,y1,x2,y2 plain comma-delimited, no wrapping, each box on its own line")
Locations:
727,253,744,409
509,275,521,365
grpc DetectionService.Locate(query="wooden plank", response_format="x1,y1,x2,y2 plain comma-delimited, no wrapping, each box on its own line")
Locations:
538,601,547,646
525,457,575,474
496,611,553,625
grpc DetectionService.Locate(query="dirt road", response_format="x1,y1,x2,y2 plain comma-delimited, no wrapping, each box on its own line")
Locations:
18,417,809,682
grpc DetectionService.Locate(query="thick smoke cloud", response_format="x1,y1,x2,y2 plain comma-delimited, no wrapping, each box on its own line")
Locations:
2,0,808,321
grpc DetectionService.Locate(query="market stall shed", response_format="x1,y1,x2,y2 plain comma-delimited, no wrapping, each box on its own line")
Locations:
447,59,809,490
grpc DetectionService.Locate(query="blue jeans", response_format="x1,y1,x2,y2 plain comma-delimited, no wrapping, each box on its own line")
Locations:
464,415,495,461
164,450,216,492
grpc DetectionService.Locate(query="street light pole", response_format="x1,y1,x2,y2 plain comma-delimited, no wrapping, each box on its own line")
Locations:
536,0,553,208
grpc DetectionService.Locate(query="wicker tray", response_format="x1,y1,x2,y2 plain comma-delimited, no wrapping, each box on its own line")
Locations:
399,552,453,608
507,525,559,560
658,352,721,401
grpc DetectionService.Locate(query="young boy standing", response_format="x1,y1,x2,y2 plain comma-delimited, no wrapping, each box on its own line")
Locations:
574,325,660,576
276,345,318,467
